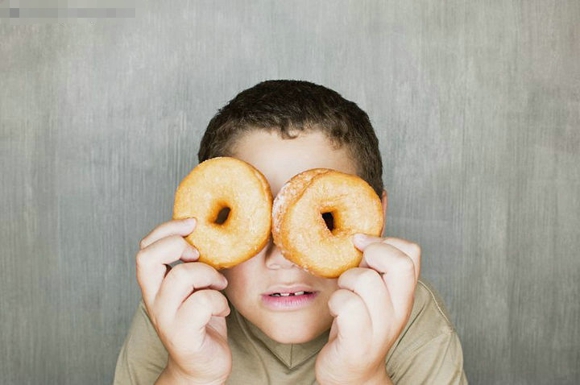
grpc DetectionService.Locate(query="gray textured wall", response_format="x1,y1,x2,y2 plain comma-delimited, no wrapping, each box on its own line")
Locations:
1,1,579,384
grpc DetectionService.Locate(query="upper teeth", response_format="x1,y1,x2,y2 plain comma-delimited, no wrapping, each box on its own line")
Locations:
273,291,306,297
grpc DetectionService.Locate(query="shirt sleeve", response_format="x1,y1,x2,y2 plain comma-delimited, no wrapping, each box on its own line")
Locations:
113,301,168,385
386,280,468,384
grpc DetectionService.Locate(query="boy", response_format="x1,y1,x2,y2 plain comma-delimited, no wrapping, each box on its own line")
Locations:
114,80,467,384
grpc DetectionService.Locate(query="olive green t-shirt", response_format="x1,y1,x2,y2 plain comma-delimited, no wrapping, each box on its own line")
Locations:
114,280,467,384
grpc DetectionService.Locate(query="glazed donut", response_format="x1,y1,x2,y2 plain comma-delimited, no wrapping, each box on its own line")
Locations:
272,169,384,278
173,157,272,269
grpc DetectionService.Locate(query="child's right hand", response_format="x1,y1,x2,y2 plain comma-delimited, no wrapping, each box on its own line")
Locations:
136,219,231,385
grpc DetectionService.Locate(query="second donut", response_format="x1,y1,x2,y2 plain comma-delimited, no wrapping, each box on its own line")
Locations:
272,168,384,278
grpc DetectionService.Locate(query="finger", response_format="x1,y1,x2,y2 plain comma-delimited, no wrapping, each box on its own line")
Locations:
155,262,228,324
176,290,231,341
382,237,421,281
338,267,391,334
327,289,372,353
352,233,383,251
353,235,421,281
136,234,199,307
362,242,417,322
140,218,197,249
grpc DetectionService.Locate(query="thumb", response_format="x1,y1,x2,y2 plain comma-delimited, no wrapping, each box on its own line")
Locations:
352,234,383,251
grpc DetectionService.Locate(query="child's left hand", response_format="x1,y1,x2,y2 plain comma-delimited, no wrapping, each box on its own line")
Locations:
315,234,421,385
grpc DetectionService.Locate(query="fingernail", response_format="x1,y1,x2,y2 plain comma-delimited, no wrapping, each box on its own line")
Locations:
184,218,196,227
352,233,380,249
183,245,199,260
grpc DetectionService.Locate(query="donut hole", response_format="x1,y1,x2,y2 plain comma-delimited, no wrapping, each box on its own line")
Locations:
214,206,231,225
322,211,335,232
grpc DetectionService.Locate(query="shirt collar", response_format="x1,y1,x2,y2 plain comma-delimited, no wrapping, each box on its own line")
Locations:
233,307,329,369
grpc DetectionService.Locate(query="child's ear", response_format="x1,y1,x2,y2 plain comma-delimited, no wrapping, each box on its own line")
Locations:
380,190,388,234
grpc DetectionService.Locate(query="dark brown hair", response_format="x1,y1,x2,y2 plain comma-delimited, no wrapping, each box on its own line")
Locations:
198,80,384,196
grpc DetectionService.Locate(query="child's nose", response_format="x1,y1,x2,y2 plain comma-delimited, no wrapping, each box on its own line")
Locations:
265,242,297,270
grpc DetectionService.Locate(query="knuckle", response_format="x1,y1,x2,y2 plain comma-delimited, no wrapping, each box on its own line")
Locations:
357,268,381,285
407,242,421,258
395,255,416,275
165,263,189,284
135,248,149,266
191,289,216,308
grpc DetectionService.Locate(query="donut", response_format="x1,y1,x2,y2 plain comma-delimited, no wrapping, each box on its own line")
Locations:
272,169,384,278
173,157,272,269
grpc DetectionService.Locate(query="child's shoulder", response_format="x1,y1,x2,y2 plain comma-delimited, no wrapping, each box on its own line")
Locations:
388,279,458,357
386,280,467,383
414,279,457,333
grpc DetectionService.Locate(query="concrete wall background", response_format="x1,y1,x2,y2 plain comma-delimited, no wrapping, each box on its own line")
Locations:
1,1,579,383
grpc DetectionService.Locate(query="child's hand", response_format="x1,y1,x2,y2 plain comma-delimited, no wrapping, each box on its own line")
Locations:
315,235,421,385
136,219,232,385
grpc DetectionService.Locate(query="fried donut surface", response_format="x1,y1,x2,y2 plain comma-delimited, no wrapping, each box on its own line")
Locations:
272,169,384,278
173,157,272,269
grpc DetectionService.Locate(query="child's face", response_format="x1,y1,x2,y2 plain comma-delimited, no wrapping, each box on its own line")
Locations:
222,130,357,344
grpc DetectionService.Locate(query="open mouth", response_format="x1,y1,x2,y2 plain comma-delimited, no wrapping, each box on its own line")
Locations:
262,290,318,309
269,291,313,297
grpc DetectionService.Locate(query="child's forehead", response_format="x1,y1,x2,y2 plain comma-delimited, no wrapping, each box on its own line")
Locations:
230,130,357,196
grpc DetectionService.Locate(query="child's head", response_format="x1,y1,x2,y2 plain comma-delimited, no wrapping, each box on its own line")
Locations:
198,80,387,344
198,80,384,196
